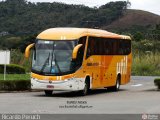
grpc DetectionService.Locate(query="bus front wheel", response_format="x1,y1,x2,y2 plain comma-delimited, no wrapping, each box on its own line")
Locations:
44,90,53,96
80,79,90,96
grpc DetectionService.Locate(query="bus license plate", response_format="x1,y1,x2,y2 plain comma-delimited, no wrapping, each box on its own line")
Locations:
47,85,54,88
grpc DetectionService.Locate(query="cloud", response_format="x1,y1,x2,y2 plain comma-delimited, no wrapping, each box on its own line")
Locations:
130,0,160,15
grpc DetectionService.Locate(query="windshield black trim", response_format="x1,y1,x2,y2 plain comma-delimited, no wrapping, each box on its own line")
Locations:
31,68,79,76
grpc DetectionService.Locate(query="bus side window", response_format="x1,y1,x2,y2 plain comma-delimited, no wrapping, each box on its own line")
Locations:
87,37,94,58
104,39,109,55
118,40,131,55
118,40,123,55
126,40,131,55
108,39,114,55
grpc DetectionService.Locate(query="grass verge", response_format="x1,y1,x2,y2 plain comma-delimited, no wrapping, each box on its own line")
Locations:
132,52,160,76
0,74,30,80
0,74,30,91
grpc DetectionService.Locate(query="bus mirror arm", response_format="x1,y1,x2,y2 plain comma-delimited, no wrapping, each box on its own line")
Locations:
25,43,35,58
72,44,83,60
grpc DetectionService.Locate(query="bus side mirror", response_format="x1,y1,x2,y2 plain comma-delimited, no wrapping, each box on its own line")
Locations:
72,44,83,60
25,43,35,58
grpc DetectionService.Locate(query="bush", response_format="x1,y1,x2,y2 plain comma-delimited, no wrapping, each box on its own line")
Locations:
0,64,25,74
133,32,144,41
132,62,155,76
0,80,30,91
132,52,160,76
10,49,32,73
154,78,160,90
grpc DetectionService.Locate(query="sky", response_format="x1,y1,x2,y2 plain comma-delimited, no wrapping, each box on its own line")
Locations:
25,0,160,15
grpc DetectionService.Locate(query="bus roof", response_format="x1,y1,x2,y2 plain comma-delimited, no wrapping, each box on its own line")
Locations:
37,28,131,40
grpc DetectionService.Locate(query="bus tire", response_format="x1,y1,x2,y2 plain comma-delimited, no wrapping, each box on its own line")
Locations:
44,90,53,96
80,78,90,96
108,75,120,92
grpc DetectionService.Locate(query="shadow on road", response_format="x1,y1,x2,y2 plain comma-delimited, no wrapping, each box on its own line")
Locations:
141,88,159,92
34,88,127,98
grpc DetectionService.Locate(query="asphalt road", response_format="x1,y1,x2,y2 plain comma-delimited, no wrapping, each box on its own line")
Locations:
0,76,159,115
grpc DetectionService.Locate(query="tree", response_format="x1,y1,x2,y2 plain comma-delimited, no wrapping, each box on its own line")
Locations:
133,32,144,41
0,0,130,35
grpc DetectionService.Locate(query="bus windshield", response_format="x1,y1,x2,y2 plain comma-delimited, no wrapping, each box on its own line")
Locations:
32,40,78,75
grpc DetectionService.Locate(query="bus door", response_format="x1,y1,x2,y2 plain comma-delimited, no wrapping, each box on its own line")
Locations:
85,37,101,88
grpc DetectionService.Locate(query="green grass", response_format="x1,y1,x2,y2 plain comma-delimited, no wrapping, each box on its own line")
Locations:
0,74,30,80
132,52,160,76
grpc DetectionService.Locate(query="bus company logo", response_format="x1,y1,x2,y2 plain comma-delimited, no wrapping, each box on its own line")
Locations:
86,62,99,66
142,114,148,120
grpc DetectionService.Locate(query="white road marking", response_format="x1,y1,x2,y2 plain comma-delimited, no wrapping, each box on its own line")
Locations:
131,84,143,87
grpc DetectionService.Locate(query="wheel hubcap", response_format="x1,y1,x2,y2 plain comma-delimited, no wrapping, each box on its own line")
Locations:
116,80,120,89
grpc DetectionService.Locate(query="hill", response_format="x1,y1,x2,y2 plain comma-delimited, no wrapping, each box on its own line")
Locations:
104,9,160,33
0,0,129,35
0,0,160,51
0,0,159,35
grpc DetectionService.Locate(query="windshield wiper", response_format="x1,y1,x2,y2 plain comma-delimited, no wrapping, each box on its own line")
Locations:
54,53,62,74
40,53,50,73
51,42,62,74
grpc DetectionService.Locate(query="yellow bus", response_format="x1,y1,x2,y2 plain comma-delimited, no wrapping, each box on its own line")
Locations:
25,28,132,96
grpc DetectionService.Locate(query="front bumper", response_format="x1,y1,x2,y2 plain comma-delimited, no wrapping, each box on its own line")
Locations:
31,77,85,91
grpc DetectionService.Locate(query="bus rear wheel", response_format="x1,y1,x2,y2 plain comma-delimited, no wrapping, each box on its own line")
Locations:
44,90,53,96
107,76,120,91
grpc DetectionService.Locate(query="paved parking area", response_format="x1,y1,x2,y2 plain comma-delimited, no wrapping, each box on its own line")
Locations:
0,76,159,114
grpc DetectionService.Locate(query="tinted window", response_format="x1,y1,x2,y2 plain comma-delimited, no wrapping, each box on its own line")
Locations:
87,37,131,57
